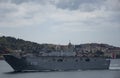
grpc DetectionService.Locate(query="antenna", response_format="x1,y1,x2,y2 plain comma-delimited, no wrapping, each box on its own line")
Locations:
69,40,71,43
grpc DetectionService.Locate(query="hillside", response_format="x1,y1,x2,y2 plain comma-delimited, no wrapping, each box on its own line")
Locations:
0,36,120,59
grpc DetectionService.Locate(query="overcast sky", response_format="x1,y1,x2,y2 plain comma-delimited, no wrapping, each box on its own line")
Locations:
0,0,120,47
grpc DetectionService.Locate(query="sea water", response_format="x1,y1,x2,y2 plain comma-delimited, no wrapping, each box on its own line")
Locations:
0,61,120,78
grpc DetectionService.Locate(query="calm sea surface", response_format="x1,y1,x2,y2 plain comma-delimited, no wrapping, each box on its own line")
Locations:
0,61,120,78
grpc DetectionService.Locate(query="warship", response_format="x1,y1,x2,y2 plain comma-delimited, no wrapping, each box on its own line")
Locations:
3,54,110,72
3,43,110,71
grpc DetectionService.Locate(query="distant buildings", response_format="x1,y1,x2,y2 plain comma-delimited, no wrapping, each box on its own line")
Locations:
37,43,120,58
0,36,120,58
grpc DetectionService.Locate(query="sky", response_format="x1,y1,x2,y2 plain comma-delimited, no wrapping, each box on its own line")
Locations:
0,0,120,47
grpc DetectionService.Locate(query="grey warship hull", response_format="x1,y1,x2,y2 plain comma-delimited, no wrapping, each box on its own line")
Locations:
3,54,110,71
